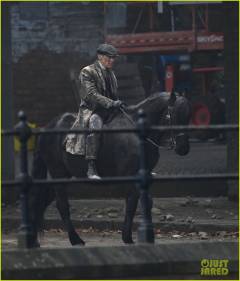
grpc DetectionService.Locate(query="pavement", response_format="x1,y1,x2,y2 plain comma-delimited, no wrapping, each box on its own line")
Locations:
2,197,238,249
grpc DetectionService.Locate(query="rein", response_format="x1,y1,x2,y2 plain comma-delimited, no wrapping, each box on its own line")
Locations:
119,107,170,150
166,106,176,150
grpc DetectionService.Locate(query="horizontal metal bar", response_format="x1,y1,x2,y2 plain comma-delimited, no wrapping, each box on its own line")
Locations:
152,173,239,181
1,124,239,136
2,173,238,187
2,176,138,186
1,128,137,136
151,124,239,132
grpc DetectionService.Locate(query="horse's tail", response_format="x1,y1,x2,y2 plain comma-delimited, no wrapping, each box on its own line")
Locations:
30,137,55,234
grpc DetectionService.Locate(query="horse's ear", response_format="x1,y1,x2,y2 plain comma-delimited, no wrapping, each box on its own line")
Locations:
169,88,176,106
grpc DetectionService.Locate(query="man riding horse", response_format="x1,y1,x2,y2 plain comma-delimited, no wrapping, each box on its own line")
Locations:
65,44,124,179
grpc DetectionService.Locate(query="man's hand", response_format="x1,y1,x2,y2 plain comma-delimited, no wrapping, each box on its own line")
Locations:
112,100,125,109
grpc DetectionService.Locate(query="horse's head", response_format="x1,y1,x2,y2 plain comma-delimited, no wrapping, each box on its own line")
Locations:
167,91,191,156
126,91,191,156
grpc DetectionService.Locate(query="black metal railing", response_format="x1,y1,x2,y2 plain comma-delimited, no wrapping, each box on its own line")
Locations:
1,110,239,247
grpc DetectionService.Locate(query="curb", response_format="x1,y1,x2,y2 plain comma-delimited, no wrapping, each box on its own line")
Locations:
2,241,238,279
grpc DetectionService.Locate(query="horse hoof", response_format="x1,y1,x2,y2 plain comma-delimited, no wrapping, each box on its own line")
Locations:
33,241,41,248
29,235,40,248
69,231,85,246
122,228,134,244
71,238,85,246
72,237,85,246
30,240,40,248
122,233,134,244
71,236,85,246
123,238,134,244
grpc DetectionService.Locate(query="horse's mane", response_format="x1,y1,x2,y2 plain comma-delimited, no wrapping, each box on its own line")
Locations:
127,92,171,114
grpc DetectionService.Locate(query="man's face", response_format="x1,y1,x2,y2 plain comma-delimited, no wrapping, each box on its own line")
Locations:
98,54,116,69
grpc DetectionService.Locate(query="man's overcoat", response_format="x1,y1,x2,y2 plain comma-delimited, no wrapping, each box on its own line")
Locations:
65,60,118,155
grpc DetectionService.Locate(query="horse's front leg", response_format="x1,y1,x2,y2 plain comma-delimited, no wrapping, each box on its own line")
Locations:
122,187,139,244
55,187,85,246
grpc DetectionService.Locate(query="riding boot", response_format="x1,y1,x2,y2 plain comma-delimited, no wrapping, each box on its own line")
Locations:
87,159,101,180
86,133,101,179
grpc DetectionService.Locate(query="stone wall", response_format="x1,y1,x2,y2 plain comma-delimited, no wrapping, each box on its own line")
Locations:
11,2,104,125
11,2,104,62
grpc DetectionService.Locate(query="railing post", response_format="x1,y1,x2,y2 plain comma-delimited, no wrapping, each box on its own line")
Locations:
137,109,154,243
15,111,35,248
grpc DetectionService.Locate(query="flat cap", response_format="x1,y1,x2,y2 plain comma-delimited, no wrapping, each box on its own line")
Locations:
97,43,118,57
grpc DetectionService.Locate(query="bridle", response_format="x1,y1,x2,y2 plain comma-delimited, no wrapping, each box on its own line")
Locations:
119,106,176,150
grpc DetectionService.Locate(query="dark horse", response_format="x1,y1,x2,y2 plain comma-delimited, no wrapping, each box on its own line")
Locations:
29,91,191,246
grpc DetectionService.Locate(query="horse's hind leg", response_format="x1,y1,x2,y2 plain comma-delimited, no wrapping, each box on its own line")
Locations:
55,186,85,246
122,187,139,244
29,185,55,247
